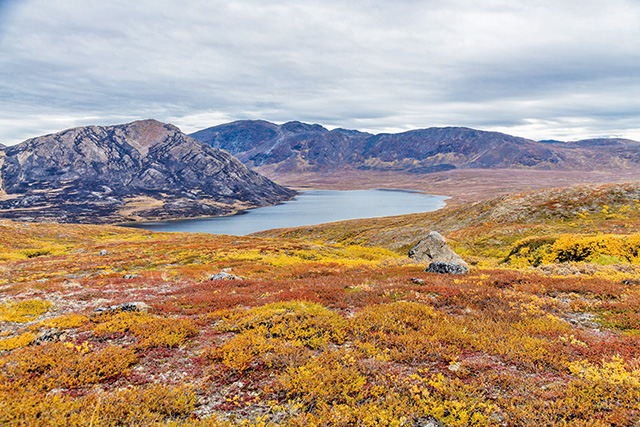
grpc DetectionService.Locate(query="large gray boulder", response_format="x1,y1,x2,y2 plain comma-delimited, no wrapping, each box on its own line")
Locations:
408,231,469,268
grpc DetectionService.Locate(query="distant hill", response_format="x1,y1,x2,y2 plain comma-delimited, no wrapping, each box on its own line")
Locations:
0,119,295,223
191,120,640,174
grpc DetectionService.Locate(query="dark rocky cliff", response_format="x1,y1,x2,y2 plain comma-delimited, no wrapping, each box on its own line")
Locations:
0,119,295,223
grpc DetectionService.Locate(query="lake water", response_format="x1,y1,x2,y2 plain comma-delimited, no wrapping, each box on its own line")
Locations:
123,189,448,235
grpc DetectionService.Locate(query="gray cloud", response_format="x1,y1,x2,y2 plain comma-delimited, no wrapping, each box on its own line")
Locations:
1,0,640,145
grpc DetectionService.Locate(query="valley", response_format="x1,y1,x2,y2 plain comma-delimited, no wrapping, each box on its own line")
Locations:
2,182,640,426
2,119,640,426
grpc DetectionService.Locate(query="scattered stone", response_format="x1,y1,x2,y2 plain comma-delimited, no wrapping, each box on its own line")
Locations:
448,362,461,372
410,277,425,285
210,272,243,281
426,261,469,275
122,274,140,279
412,417,444,427
93,301,151,314
408,231,469,268
622,279,639,286
99,249,109,256
36,330,65,344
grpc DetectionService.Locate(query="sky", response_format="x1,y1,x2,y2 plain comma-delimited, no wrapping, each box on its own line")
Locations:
1,0,639,146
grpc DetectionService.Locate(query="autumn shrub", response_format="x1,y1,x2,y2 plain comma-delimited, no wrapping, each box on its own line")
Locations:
505,356,640,426
0,332,36,351
508,233,640,266
282,356,498,427
0,383,195,426
280,349,372,409
3,341,137,391
40,314,89,329
206,301,345,373
350,301,464,362
506,235,559,266
0,299,52,323
92,311,198,348
216,301,347,348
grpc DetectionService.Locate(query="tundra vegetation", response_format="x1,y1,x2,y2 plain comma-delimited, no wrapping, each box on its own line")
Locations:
1,182,640,426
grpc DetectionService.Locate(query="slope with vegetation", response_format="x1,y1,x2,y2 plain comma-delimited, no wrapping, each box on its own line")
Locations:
256,182,640,271
1,182,640,426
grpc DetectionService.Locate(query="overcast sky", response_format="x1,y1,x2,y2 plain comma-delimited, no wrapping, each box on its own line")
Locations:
1,0,639,145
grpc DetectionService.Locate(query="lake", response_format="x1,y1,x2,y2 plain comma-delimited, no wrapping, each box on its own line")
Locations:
123,189,448,235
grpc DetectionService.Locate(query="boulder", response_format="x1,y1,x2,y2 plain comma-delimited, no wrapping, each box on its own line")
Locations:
426,261,469,275
210,272,242,281
408,231,468,268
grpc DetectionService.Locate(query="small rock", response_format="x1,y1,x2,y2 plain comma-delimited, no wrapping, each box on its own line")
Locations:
411,277,425,285
122,274,140,279
412,417,444,427
622,279,639,286
36,330,65,344
93,301,151,314
426,261,469,275
210,272,242,281
99,249,109,256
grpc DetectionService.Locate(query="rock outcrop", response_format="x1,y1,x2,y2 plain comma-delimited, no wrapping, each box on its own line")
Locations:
408,231,469,268
0,119,296,223
425,261,469,275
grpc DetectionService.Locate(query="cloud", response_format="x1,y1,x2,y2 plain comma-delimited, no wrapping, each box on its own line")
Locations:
1,0,640,145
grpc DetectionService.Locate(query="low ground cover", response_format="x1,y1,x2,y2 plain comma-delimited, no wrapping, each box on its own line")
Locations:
1,183,640,425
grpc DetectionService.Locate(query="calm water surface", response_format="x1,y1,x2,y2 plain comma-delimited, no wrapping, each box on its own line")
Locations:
124,189,448,235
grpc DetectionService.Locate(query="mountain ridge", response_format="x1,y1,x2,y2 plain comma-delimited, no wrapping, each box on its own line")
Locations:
0,119,295,223
190,120,640,174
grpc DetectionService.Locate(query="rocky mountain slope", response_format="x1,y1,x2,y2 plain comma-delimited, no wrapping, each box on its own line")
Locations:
0,120,295,223
191,120,640,174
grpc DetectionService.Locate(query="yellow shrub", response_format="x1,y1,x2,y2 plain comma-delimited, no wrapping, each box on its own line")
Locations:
4,342,137,391
130,316,198,348
0,383,195,426
0,332,36,351
0,300,52,323
218,301,347,349
507,233,640,266
280,350,370,408
41,314,88,329
351,301,463,363
207,302,344,373
568,355,640,387
93,311,198,348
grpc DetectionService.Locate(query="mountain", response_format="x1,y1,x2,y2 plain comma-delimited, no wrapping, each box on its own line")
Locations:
190,120,372,172
191,120,640,174
0,119,295,223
